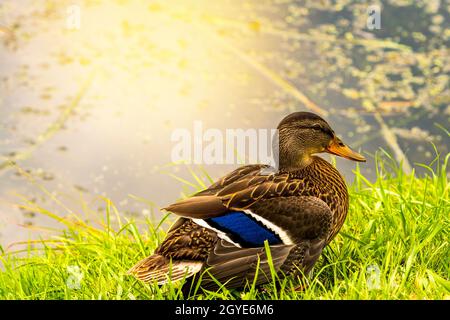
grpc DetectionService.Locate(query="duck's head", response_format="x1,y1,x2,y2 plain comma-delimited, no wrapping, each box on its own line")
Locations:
277,112,365,170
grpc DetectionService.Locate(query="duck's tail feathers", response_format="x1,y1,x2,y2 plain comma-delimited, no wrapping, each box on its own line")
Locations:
127,254,203,285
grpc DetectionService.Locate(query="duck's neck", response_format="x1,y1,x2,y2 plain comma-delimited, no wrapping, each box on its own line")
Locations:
277,146,314,172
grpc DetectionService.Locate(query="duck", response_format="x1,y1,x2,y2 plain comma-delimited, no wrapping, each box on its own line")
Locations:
127,111,366,292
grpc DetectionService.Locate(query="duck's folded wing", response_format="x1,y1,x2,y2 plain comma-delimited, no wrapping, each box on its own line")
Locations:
194,164,269,196
200,239,295,290
165,194,332,244
163,195,229,219
162,172,292,219
196,197,333,289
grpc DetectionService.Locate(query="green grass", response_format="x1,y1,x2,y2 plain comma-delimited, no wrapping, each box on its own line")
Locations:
0,152,448,300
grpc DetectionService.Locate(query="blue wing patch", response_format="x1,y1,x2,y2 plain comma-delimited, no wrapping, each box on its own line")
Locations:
206,211,282,247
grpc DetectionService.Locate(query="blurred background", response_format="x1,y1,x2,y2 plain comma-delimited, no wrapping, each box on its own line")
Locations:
0,0,448,248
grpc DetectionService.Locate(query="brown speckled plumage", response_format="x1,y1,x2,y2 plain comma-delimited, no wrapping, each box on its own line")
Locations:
285,156,349,243
128,112,365,291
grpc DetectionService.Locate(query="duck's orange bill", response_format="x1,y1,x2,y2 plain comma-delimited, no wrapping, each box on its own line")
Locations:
326,139,366,162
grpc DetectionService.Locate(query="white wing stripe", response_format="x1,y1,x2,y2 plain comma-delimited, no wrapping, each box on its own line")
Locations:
243,209,294,245
192,218,242,248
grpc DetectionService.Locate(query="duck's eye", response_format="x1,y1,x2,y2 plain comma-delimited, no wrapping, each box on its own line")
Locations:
322,127,334,136
311,124,333,136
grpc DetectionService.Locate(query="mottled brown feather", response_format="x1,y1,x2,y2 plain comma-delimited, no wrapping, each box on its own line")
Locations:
200,239,295,290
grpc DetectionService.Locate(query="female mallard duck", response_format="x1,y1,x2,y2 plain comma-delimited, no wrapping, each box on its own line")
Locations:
128,112,365,291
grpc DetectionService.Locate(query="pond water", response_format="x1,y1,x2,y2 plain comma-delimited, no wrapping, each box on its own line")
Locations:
0,0,448,249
